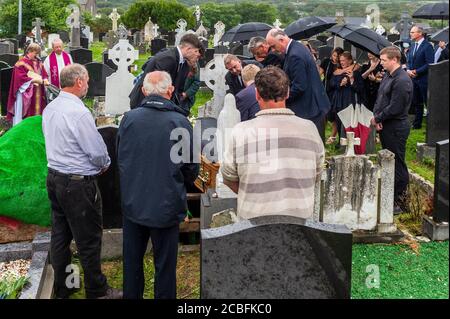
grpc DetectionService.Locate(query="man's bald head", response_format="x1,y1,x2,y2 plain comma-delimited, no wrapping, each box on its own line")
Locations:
52,38,64,55
265,28,291,54
142,71,174,99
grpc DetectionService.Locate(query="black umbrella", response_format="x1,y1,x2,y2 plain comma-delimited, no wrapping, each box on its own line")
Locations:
220,22,272,43
327,24,392,56
412,3,449,19
285,16,336,40
431,26,449,42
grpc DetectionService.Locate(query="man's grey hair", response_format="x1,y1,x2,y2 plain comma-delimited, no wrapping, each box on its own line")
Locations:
60,64,88,89
223,54,241,65
142,71,172,96
268,29,288,39
52,38,63,47
248,36,266,53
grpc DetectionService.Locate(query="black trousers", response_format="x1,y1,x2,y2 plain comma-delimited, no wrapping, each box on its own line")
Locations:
379,120,410,204
309,113,326,143
47,171,108,299
411,82,428,129
123,217,179,299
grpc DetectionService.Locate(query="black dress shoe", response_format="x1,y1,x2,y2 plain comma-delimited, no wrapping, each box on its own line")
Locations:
97,287,123,299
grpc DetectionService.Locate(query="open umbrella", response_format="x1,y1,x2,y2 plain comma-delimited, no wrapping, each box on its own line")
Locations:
413,2,449,28
431,26,449,43
220,22,272,43
285,16,336,40
337,103,373,155
327,24,392,56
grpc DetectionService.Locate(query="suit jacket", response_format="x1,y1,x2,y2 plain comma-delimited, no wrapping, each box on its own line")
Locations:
225,72,245,96
283,40,330,120
129,47,189,108
407,39,434,87
235,83,260,121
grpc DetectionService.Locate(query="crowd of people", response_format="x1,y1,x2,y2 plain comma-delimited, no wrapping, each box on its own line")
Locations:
4,25,447,299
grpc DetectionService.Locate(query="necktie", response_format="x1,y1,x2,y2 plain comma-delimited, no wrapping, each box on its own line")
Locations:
413,42,419,56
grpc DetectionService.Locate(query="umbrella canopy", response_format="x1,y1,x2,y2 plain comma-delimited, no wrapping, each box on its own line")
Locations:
220,22,272,43
412,3,449,19
327,24,392,56
285,16,336,40
431,26,449,42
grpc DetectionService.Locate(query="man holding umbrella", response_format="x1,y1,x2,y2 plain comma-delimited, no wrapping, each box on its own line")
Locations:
266,29,330,140
371,46,413,213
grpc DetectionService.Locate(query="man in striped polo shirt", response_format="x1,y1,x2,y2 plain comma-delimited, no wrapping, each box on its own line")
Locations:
221,66,325,220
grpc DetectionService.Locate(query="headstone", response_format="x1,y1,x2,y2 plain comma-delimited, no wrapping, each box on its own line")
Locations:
99,32,106,42
308,39,323,50
340,131,360,157
201,215,352,299
105,39,138,115
105,30,119,49
85,62,115,97
317,35,328,44
194,5,202,29
32,18,45,45
15,34,26,50
80,36,89,49
214,45,228,54
175,19,188,46
213,21,225,47
152,24,160,40
426,60,449,145
47,34,60,49
0,67,13,116
318,45,334,61
81,25,91,42
0,54,19,67
109,8,120,32
327,36,334,48
273,18,282,29
4,39,18,54
66,5,81,48
138,43,148,55
199,54,229,119
97,125,122,229
57,30,70,43
150,38,167,56
103,50,118,71
0,43,11,55
167,31,176,46
433,140,449,223
199,48,214,68
70,48,93,65
195,21,208,40
118,24,128,40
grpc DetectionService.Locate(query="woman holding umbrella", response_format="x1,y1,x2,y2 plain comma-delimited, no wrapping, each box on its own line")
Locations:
328,52,365,146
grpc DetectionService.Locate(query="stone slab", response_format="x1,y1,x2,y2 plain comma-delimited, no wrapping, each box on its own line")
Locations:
422,215,449,241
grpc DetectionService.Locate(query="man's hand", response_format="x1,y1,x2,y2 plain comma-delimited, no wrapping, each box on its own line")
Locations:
370,117,383,131
340,77,348,87
43,79,50,86
98,165,110,175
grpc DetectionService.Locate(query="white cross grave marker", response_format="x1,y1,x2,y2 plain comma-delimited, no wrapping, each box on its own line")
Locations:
340,131,361,157
213,21,225,47
109,8,120,32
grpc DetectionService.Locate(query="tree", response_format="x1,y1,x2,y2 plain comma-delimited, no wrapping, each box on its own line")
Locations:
0,0,76,37
82,11,112,35
234,2,278,26
200,2,241,31
121,0,195,31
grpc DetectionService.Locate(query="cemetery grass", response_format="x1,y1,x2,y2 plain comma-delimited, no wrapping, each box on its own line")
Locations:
68,242,448,299
70,251,200,299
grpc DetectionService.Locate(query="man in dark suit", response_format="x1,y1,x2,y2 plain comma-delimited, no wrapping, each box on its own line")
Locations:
235,64,261,121
407,26,434,129
224,54,245,96
266,29,330,141
129,33,203,110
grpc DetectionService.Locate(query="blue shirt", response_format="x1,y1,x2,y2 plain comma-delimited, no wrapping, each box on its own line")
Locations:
42,91,110,175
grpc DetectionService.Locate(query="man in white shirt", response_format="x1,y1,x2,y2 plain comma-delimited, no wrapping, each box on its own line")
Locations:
44,39,73,88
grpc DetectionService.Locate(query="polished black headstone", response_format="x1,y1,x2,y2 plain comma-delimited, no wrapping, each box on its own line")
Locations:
16,34,27,49
0,66,13,116
85,62,114,97
167,31,176,46
0,42,11,55
201,215,352,299
97,125,122,229
99,32,106,42
199,48,214,68
57,30,70,43
433,140,449,223
70,48,92,65
151,38,167,56
80,37,89,49
387,34,400,43
229,42,243,56
0,54,19,67
102,51,118,71
4,39,18,54
426,60,449,145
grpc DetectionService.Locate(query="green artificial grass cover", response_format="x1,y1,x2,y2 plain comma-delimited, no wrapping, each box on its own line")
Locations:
0,116,50,226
